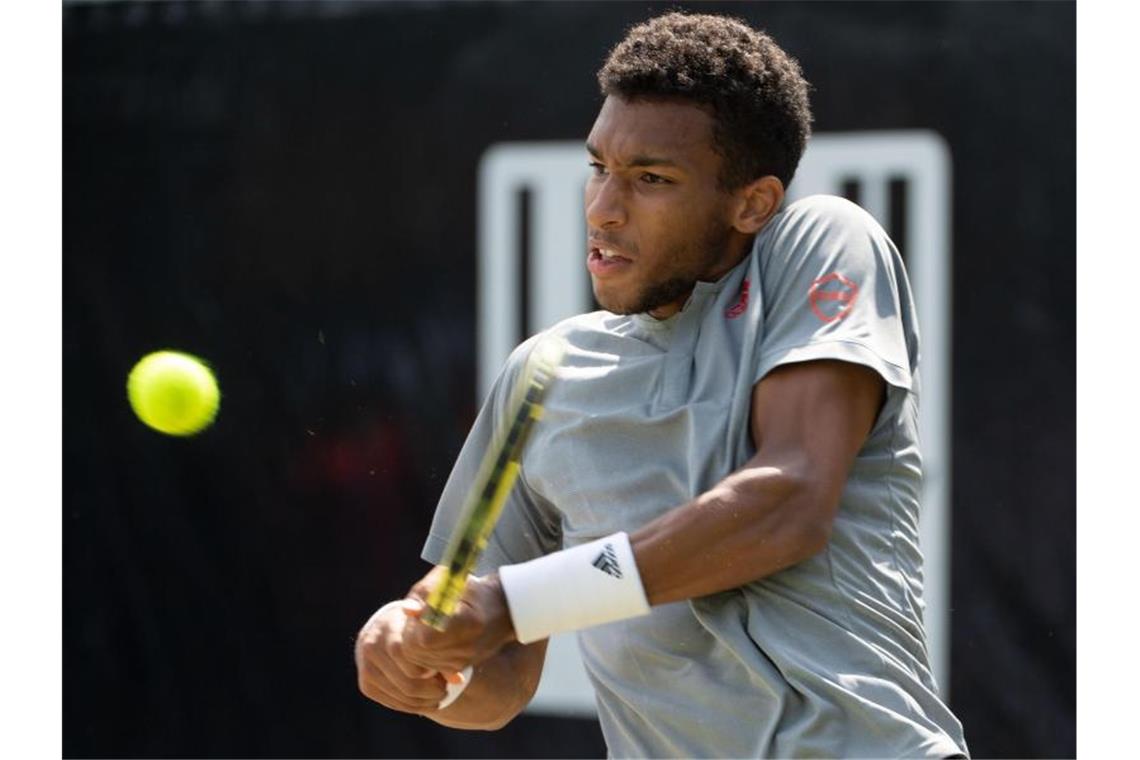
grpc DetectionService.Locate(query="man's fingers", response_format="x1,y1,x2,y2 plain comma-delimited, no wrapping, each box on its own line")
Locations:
408,566,448,602
359,657,446,709
359,679,439,712
401,598,425,618
399,613,492,675
402,647,470,677
354,594,467,714
375,632,441,681
388,650,437,680
400,623,465,673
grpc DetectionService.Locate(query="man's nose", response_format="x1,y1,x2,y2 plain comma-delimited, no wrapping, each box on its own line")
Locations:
585,176,627,229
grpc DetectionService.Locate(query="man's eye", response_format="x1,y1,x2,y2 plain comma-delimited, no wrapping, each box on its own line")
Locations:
589,161,608,176
641,173,669,184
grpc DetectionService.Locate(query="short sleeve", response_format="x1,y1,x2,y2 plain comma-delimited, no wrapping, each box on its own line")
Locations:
754,195,917,391
421,335,562,574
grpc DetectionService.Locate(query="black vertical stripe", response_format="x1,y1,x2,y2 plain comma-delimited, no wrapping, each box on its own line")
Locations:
889,177,909,262
517,187,532,342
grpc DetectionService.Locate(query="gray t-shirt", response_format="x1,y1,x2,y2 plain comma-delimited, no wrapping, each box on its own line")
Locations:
423,195,968,758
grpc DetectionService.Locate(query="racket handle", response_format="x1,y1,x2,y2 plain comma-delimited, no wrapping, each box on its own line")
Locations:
421,572,468,630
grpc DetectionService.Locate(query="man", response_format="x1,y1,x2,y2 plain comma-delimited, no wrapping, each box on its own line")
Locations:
356,12,969,758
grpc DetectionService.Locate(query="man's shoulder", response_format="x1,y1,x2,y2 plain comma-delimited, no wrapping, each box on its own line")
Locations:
502,311,627,367
541,310,633,340
769,193,883,238
754,193,893,272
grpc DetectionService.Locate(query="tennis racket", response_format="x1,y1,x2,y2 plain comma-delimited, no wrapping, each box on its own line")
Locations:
420,336,566,631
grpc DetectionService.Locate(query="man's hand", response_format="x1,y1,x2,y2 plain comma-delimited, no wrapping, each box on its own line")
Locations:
400,567,517,676
354,600,450,714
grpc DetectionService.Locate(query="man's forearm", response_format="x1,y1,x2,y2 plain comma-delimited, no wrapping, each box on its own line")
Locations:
631,455,833,606
423,639,547,730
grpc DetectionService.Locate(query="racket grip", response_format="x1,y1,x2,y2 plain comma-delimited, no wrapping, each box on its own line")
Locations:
421,572,469,630
419,605,450,631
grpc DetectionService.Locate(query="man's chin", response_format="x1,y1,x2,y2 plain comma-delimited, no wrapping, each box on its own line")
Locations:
598,301,639,316
592,285,629,315
593,288,644,316
594,278,695,317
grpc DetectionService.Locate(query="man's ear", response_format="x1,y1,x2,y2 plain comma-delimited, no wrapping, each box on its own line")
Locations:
731,175,785,235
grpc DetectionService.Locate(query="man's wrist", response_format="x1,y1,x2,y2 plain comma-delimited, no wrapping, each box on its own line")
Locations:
498,532,651,644
484,572,519,649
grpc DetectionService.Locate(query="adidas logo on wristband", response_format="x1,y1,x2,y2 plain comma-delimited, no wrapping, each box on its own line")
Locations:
591,543,623,578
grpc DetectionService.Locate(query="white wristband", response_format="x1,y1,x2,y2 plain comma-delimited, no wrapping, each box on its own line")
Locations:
498,532,651,644
362,600,474,710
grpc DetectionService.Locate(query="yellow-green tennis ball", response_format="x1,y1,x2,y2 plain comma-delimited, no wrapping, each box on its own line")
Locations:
127,350,220,436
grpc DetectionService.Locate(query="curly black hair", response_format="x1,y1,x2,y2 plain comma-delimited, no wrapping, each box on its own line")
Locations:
598,12,813,190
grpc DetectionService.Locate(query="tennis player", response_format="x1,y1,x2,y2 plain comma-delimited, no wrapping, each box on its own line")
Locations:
356,12,969,757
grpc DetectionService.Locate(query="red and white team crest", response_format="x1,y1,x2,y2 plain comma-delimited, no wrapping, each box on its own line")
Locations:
808,272,859,323
725,277,750,319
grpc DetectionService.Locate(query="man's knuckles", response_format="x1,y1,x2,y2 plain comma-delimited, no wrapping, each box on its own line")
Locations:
360,660,445,705
382,628,410,660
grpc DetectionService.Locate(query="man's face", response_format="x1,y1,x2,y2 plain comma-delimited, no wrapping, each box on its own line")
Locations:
585,95,738,318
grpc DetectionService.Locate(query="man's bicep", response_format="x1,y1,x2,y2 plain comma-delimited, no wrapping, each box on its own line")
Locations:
749,359,885,503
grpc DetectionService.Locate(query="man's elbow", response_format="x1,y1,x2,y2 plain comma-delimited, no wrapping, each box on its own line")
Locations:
789,513,833,560
764,468,839,564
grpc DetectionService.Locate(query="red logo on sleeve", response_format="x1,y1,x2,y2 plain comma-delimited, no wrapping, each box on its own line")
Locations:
808,273,859,323
725,277,750,319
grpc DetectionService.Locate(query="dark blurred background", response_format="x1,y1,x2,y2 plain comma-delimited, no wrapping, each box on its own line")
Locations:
63,1,1075,757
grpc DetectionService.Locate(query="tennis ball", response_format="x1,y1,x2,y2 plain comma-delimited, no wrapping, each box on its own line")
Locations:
127,350,220,436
